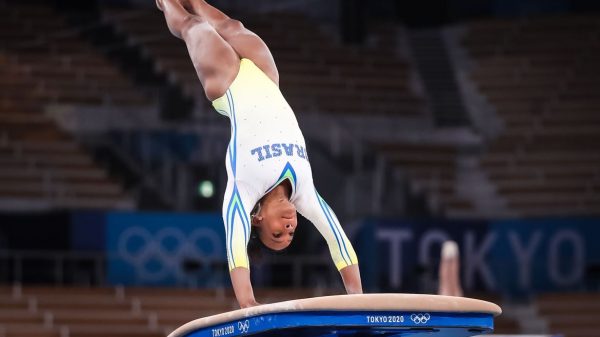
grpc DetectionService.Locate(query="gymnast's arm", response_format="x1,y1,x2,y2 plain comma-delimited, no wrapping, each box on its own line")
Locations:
222,182,260,308
295,188,363,295
230,267,260,308
340,264,363,294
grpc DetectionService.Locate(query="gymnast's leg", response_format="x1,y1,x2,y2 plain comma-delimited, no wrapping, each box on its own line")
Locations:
158,0,240,100
187,0,280,85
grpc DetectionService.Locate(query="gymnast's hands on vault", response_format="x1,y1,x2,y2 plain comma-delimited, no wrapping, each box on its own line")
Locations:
231,264,363,308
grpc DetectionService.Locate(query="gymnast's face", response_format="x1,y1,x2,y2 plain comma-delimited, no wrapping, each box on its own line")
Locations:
254,200,297,251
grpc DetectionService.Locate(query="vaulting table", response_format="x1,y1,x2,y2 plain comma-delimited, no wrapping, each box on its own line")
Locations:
168,294,502,337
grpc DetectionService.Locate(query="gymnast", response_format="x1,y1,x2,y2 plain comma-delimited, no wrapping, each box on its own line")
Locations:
157,0,362,308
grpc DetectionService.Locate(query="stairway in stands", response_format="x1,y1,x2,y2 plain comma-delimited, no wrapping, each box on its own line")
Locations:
51,2,201,209
56,1,194,121
461,15,600,217
409,30,471,127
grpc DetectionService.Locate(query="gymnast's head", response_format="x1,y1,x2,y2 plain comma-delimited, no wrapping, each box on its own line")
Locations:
250,194,297,252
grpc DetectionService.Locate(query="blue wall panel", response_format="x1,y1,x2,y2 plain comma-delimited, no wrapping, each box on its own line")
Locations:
105,212,226,286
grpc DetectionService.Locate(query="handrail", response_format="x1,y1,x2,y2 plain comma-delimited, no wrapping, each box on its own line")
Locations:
299,112,388,216
2,134,72,201
104,130,186,209
0,250,336,289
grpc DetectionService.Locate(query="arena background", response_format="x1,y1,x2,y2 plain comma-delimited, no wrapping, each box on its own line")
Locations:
1,0,599,336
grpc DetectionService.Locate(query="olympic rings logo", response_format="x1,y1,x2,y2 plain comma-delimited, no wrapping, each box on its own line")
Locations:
237,320,250,333
410,313,431,324
116,226,222,282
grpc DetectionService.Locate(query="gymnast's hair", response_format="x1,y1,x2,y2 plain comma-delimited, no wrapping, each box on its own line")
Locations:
248,201,267,263
247,226,264,263
248,201,290,264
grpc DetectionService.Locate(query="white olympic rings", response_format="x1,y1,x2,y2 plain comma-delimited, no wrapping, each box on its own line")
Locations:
410,313,431,324
116,226,221,282
237,320,250,333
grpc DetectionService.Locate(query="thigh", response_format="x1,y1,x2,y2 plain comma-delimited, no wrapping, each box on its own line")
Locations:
181,17,241,100
213,19,279,85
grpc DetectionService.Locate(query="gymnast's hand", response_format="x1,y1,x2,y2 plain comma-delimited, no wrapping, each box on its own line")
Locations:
240,299,261,308
230,267,261,308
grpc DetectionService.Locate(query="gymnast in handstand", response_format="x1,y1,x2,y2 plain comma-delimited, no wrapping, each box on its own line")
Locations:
157,0,362,308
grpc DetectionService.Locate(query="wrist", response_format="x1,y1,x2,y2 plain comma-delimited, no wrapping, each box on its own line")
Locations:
240,298,260,308
340,264,363,295
346,285,363,294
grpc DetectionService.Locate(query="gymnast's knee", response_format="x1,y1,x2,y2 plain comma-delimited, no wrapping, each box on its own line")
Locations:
215,18,252,37
180,15,210,40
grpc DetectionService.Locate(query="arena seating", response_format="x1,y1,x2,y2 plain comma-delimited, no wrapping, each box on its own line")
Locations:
535,292,600,337
5,3,597,218
104,8,423,117
1,4,149,106
457,292,519,335
463,15,600,217
374,141,474,214
0,286,342,337
103,8,477,215
0,3,150,209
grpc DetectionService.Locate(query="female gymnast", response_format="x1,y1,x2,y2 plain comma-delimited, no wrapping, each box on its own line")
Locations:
157,0,362,308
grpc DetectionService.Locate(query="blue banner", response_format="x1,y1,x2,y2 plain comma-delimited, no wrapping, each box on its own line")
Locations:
106,212,226,286
370,217,600,295
489,218,600,295
369,218,488,293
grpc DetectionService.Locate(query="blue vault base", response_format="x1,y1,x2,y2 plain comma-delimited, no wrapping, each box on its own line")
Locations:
184,310,494,337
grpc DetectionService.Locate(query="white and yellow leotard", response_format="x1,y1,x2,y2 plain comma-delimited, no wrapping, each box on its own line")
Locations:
212,59,358,272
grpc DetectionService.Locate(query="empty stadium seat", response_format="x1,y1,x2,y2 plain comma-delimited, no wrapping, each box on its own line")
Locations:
463,15,600,216
0,2,153,209
536,292,600,337
0,286,347,337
